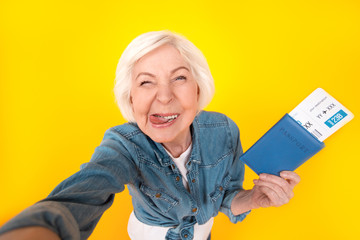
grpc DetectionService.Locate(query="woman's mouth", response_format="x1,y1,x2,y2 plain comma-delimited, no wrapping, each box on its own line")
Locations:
149,114,179,125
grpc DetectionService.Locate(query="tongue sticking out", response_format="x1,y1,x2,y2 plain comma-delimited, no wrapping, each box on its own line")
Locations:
149,115,171,124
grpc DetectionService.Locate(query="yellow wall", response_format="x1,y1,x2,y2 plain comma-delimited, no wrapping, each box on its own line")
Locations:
1,0,359,239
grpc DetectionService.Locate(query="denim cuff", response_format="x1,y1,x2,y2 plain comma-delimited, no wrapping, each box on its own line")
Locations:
220,189,251,224
0,201,80,240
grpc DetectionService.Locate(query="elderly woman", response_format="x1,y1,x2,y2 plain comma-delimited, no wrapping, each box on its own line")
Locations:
0,31,300,240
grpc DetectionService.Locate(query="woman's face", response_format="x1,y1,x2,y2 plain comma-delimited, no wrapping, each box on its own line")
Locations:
130,44,199,146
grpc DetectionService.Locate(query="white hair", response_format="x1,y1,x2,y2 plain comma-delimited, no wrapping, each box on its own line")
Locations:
114,30,215,122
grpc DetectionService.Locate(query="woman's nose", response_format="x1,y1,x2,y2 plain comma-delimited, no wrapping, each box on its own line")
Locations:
156,84,173,104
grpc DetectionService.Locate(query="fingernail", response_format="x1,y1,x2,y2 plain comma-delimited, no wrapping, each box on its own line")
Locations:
280,172,287,178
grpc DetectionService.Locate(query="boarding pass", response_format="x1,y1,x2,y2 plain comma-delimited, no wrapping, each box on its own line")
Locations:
289,88,354,142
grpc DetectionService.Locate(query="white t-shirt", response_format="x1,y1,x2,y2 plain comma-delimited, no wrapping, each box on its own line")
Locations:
127,144,214,240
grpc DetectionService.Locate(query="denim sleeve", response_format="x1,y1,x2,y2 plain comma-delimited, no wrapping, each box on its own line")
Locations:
0,128,138,240
219,117,251,223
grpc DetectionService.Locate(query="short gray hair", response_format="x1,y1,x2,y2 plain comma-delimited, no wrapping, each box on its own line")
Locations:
114,30,215,122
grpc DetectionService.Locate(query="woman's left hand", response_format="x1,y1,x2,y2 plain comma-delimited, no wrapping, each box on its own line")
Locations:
250,171,301,208
231,171,301,215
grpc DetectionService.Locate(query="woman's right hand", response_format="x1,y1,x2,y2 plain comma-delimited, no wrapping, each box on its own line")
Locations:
0,227,60,240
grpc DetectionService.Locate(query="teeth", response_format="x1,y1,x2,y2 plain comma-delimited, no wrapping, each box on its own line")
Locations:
163,115,178,120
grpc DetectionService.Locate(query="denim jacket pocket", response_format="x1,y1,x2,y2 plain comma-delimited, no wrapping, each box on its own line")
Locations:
140,184,179,214
209,174,231,203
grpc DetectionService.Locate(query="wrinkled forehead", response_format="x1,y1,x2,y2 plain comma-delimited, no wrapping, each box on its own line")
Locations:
132,44,191,75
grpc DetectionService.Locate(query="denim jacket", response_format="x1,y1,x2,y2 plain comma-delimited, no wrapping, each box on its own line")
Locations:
0,111,250,240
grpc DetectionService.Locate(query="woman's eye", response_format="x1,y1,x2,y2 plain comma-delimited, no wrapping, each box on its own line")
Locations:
140,80,152,86
175,75,186,81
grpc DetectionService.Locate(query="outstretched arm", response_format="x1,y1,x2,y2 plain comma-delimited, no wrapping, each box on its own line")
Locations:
0,127,138,239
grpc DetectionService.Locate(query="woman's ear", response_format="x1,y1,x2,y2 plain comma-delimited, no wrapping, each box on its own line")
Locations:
197,85,200,100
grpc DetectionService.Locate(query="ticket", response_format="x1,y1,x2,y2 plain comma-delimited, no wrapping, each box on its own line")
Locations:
289,88,354,142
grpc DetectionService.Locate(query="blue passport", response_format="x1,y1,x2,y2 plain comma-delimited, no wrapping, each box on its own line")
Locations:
240,114,325,176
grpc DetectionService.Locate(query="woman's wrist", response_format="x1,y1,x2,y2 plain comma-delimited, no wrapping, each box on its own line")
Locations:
231,189,256,216
0,227,60,240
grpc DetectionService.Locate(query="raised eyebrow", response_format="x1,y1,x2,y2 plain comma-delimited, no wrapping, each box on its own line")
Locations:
135,66,190,80
135,72,156,80
171,66,190,74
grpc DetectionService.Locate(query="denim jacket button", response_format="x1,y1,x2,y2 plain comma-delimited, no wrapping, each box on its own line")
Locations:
155,193,161,198
191,179,196,183
192,208,197,213
184,234,188,238
176,176,180,182
219,186,223,191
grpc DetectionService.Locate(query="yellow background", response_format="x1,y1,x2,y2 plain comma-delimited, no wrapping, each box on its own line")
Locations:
1,0,359,239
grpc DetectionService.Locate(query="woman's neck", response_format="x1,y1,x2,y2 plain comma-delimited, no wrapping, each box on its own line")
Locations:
162,134,192,158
